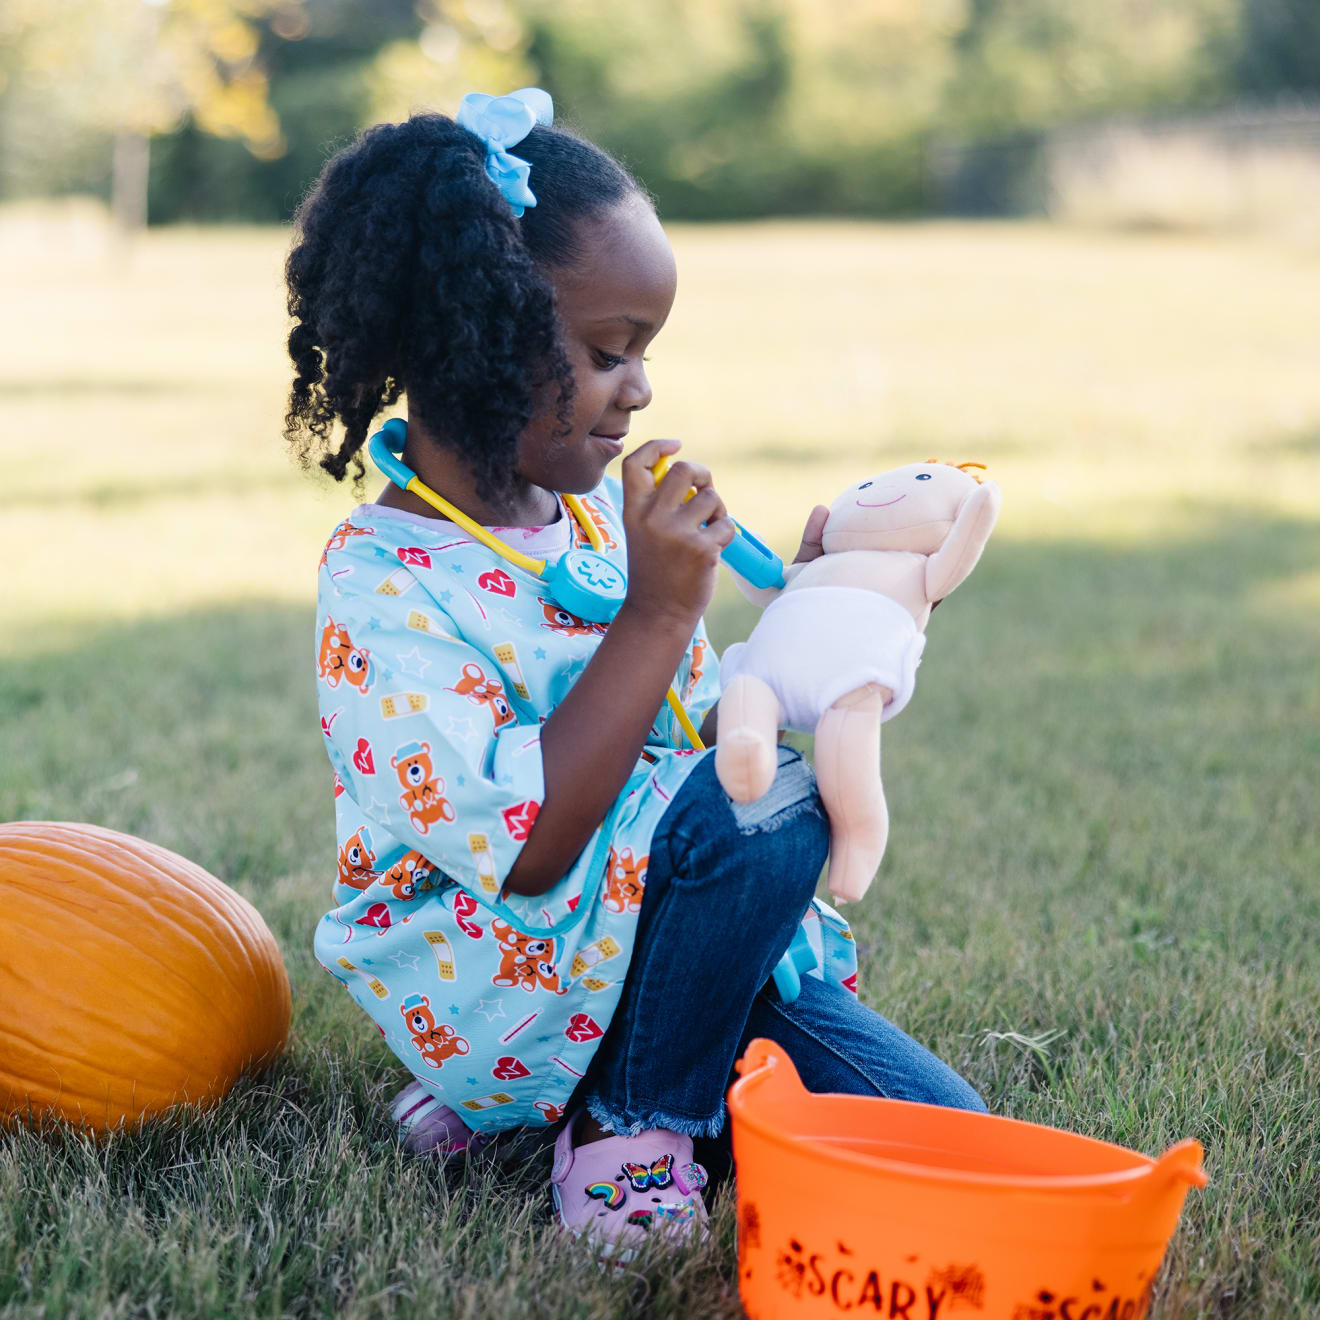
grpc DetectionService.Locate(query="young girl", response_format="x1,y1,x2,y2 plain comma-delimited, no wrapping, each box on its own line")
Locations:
287,88,983,1258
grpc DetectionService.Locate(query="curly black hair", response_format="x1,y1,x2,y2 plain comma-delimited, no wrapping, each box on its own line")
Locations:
284,112,643,499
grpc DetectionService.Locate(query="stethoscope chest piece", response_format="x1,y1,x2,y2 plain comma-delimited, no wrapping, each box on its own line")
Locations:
547,550,627,623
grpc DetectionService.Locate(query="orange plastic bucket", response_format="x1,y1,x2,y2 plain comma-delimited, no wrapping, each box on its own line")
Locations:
728,1040,1206,1320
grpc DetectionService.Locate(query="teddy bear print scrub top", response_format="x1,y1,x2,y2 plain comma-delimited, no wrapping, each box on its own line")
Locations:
312,476,858,1133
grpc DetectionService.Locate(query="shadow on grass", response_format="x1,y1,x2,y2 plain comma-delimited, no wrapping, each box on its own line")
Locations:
2,506,1317,1318
5,470,309,512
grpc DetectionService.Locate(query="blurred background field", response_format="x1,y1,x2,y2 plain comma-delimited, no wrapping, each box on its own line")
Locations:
2,213,1318,1319
2,0,1319,1317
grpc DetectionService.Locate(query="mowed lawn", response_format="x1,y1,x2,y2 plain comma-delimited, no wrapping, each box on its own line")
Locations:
1,212,1317,1318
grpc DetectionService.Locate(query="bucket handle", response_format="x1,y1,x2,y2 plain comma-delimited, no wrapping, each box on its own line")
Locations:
734,1038,801,1093
1145,1138,1209,1193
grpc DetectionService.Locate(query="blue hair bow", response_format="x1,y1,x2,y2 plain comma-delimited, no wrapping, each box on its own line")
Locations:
456,87,554,218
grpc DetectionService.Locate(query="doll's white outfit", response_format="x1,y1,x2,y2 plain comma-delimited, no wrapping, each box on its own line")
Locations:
719,586,925,731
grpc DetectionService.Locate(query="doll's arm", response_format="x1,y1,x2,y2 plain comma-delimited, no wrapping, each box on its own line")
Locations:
726,563,784,607
924,480,1002,603
725,560,811,607
727,503,827,605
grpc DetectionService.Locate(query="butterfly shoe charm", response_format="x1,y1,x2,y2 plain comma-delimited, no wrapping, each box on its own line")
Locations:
550,1120,711,1263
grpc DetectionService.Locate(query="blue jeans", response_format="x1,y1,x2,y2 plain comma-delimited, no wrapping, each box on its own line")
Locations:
575,747,985,1140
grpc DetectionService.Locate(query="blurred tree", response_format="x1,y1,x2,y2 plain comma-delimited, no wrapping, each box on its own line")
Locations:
149,0,421,223
1233,0,1320,94
5,0,1316,224
942,0,1237,139
363,0,535,126
0,0,292,231
521,0,962,217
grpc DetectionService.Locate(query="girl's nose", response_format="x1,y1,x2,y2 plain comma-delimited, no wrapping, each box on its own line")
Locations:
617,361,652,413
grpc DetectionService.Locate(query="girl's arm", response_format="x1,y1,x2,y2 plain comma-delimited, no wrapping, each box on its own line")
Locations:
503,440,732,898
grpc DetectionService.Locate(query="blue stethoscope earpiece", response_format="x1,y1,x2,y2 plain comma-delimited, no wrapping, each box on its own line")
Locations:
369,417,413,488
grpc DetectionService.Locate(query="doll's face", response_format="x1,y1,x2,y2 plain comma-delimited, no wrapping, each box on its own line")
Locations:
822,462,980,554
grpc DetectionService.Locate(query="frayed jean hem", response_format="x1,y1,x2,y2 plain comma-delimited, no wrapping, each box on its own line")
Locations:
583,1092,726,1141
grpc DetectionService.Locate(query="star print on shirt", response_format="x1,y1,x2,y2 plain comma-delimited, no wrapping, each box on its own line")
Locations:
446,715,479,744
362,796,392,824
395,646,431,679
389,951,421,971
475,998,506,1021
533,647,547,660
437,589,453,604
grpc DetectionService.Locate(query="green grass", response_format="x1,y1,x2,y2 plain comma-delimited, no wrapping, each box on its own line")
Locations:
1,212,1318,1318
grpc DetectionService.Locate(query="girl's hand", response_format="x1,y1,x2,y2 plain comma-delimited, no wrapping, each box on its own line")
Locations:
792,504,830,565
620,439,735,628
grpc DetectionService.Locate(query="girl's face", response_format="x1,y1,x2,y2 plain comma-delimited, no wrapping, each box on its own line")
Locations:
517,193,677,495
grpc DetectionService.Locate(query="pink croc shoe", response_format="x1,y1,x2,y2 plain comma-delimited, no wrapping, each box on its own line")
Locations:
390,1080,490,1157
550,1114,710,1262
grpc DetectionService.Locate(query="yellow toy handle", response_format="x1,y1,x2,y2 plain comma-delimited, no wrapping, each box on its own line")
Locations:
650,454,696,502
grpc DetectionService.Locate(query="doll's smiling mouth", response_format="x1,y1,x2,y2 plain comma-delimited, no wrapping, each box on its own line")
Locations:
856,494,906,508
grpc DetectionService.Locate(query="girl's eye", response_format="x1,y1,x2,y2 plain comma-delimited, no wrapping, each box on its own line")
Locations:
593,350,627,370
916,473,932,481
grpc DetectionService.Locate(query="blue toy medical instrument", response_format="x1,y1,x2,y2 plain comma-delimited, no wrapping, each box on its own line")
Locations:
771,926,818,1002
651,455,786,591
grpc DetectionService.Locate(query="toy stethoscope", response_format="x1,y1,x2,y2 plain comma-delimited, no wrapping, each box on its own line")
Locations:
369,418,811,1002
367,418,786,754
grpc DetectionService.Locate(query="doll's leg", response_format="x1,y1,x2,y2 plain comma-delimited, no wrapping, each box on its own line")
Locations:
715,672,782,803
813,683,889,903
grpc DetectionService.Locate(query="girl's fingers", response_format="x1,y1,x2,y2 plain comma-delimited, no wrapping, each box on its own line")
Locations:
792,504,830,563
704,515,737,550
654,460,712,511
622,439,681,501
682,486,725,527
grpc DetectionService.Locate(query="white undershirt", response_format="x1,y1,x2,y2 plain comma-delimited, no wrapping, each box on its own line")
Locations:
353,501,574,559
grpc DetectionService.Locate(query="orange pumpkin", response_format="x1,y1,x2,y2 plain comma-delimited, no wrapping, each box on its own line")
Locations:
0,821,291,1132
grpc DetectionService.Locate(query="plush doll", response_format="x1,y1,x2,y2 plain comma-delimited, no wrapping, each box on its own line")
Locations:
716,460,1001,903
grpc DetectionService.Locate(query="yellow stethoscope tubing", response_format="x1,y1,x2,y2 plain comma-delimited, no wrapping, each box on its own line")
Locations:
389,462,705,752
400,474,605,565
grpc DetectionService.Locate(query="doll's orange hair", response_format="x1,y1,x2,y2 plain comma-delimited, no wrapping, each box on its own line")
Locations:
924,458,988,484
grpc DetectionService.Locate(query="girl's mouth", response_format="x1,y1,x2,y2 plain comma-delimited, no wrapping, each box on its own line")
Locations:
590,432,626,455
857,494,906,508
